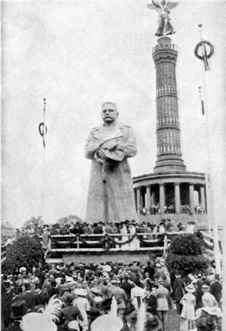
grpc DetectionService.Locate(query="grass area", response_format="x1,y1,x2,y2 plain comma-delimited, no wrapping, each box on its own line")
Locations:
165,308,181,331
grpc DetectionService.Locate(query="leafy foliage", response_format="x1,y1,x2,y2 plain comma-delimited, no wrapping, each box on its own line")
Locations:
22,216,44,229
165,233,209,277
2,235,44,274
165,253,209,277
57,214,83,226
169,233,204,255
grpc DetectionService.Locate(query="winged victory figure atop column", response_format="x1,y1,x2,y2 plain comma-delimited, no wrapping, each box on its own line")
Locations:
147,0,179,37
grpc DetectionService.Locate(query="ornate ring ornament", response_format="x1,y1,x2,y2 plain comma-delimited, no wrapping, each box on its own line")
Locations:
39,122,47,137
194,40,214,60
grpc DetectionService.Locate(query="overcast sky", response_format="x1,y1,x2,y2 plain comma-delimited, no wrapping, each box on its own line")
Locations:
2,0,226,228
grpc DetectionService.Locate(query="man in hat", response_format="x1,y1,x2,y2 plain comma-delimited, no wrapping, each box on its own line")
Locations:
85,101,138,224
144,261,155,280
22,283,38,311
73,289,90,331
4,300,27,331
109,278,127,320
60,298,83,326
154,280,169,331
120,274,133,301
210,274,222,306
121,306,137,331
201,284,218,307
172,272,185,314
1,281,15,328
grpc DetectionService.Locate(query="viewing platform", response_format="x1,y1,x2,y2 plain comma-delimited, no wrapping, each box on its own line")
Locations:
41,230,220,265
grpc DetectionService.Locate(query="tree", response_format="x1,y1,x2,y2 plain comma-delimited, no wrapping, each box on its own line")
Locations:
57,214,83,226
165,233,209,277
22,216,44,229
2,235,44,274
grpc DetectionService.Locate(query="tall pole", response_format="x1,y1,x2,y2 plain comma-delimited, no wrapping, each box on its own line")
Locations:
39,98,47,223
223,222,226,330
195,25,220,275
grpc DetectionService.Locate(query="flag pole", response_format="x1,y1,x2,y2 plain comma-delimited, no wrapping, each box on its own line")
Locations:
42,99,46,223
39,98,47,224
196,25,221,275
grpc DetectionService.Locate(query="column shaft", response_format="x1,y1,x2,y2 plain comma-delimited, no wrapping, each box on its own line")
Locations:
159,184,165,213
189,184,194,212
174,183,180,213
137,188,141,211
146,186,151,212
200,186,206,211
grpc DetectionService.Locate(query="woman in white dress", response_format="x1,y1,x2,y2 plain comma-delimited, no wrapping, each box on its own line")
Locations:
179,284,196,331
128,224,139,250
120,223,129,250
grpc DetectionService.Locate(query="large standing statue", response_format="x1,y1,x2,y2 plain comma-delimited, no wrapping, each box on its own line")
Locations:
147,0,178,37
85,102,138,224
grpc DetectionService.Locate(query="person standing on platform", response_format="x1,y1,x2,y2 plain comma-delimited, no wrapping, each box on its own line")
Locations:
85,102,137,224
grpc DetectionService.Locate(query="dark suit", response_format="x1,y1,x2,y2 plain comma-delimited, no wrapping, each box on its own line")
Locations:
145,294,158,315
120,281,133,299
173,277,184,314
144,265,155,279
61,305,82,322
121,323,130,331
4,321,23,331
22,291,37,310
35,290,48,306
1,289,15,328
93,225,103,234
210,280,222,304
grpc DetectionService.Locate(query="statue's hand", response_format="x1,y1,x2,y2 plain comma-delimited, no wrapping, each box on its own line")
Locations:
97,149,107,159
102,141,117,150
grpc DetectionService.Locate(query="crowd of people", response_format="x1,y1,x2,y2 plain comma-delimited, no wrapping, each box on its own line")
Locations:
1,255,222,331
137,205,205,216
18,219,197,239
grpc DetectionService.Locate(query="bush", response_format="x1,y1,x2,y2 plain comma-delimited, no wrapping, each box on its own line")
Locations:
165,253,209,277
165,233,209,277
169,233,204,256
2,235,44,274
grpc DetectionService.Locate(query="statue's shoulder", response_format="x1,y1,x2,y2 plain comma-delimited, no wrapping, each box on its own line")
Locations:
119,123,134,133
118,122,132,129
91,125,102,132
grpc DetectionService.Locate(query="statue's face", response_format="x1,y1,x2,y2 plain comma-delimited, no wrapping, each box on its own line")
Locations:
101,103,118,123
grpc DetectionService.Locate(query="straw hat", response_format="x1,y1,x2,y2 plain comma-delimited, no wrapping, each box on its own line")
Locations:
74,288,87,297
102,265,112,272
202,306,222,317
111,277,120,284
91,314,123,331
68,320,80,330
91,287,101,295
19,267,27,273
185,284,196,293
20,313,57,331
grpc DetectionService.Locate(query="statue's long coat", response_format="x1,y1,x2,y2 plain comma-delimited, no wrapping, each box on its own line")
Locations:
85,122,138,224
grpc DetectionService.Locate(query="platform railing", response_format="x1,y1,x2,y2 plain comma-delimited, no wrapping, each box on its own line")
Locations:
46,231,185,255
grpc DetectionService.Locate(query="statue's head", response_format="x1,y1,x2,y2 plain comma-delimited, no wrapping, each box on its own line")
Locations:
101,102,118,124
